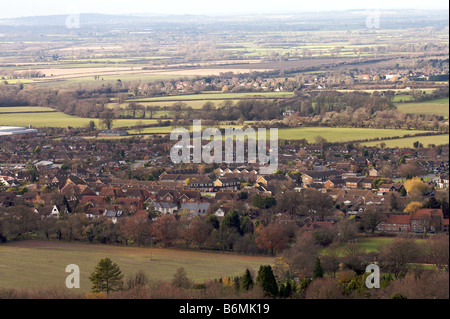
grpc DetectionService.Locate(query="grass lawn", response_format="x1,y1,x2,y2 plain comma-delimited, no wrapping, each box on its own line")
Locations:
396,97,449,118
362,134,449,148
0,241,274,292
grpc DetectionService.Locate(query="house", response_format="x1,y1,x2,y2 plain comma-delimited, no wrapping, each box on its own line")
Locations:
214,177,240,191
360,178,375,189
324,178,345,189
179,190,202,204
378,183,404,193
411,209,444,233
156,189,180,203
188,176,214,192
301,170,342,186
42,205,62,218
345,177,362,189
99,187,125,199
104,210,124,224
214,206,233,217
377,214,411,233
256,175,289,188
148,201,178,215
437,174,449,189
214,192,239,203
180,202,211,216
0,192,15,208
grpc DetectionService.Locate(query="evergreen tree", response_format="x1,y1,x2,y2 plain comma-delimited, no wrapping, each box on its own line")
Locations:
89,258,123,294
313,257,324,279
242,269,254,291
285,280,292,298
256,265,278,298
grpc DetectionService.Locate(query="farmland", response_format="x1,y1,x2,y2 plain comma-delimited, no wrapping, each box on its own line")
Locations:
0,112,159,128
396,97,449,118
362,133,449,148
0,240,274,292
0,108,440,145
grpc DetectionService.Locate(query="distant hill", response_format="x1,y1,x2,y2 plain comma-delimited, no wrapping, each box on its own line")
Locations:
0,10,447,29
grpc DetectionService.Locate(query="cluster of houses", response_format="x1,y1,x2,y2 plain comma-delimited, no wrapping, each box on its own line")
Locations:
0,134,448,234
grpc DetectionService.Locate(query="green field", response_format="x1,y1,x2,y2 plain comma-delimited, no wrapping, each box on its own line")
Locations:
320,237,431,256
275,127,430,142
396,98,449,118
0,241,274,292
0,112,159,128
0,106,55,113
107,99,242,111
362,134,449,148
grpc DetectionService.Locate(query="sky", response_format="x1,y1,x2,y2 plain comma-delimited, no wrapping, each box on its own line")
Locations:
0,0,448,19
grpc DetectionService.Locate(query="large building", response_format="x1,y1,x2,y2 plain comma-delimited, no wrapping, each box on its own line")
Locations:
0,126,38,141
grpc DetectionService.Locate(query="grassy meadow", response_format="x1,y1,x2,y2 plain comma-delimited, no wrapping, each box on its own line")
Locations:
0,112,159,129
0,241,274,292
396,97,449,118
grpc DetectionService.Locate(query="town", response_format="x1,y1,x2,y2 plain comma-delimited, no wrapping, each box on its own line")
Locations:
0,6,448,302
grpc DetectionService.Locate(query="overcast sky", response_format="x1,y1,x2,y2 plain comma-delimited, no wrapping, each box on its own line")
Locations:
1,0,448,18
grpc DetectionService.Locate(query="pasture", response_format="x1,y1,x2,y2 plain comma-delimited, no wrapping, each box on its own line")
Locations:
275,127,430,142
0,112,159,128
0,106,55,113
0,241,274,292
396,98,449,118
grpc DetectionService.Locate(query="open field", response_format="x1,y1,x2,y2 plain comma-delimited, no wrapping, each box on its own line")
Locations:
0,112,159,128
0,241,274,292
275,127,431,142
396,98,449,118
107,100,242,111
320,237,432,256
336,88,438,94
0,106,55,113
362,134,449,148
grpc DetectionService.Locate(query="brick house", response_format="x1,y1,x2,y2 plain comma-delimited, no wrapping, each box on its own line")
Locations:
377,214,411,233
411,209,444,233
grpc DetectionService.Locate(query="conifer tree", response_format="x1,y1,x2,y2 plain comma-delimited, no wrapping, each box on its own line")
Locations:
89,258,123,294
